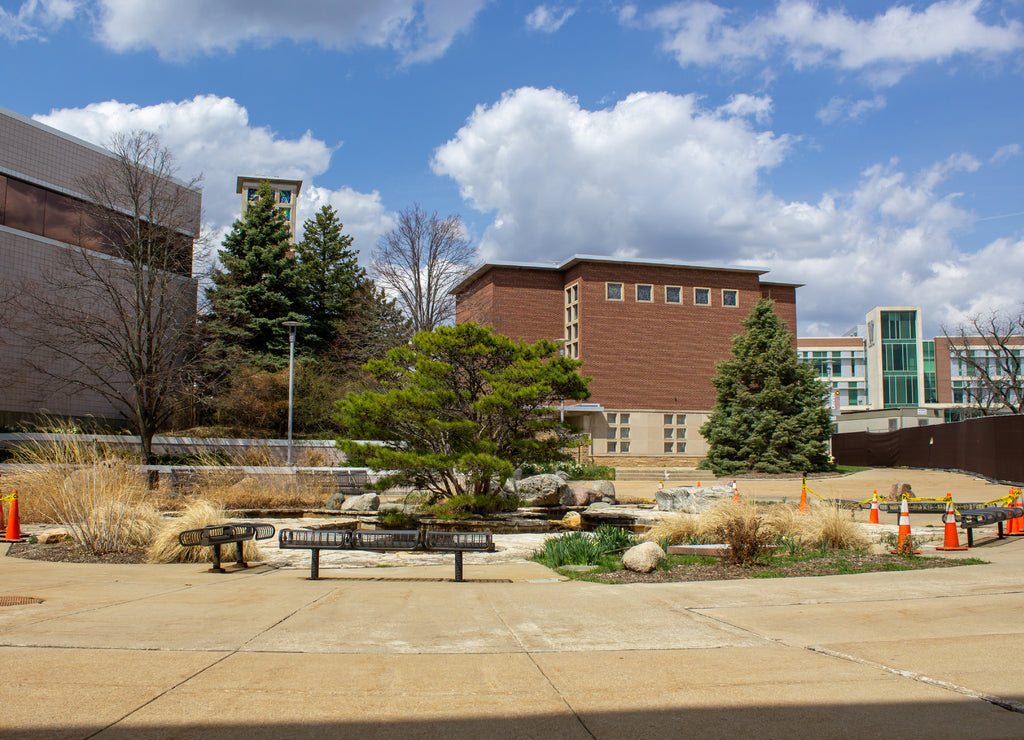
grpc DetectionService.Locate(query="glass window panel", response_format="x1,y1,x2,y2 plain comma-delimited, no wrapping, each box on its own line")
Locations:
4,178,46,236
664,414,674,425
606,283,623,300
620,442,630,453
664,428,674,439
619,413,630,424
676,428,686,438
676,442,686,453
666,286,681,303
606,427,616,439
606,441,617,453
279,189,291,204
664,442,674,453
722,289,738,307
636,284,652,302
607,413,617,424
43,190,81,246
694,288,710,305
676,414,686,424
619,427,630,439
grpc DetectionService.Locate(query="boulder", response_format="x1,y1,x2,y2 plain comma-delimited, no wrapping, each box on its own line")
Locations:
559,487,604,507
656,485,732,513
560,511,582,529
325,493,346,511
36,528,72,544
622,542,666,573
340,493,380,512
515,474,570,507
592,479,616,503
554,470,571,481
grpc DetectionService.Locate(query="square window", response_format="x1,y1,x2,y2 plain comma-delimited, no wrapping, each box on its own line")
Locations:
664,442,675,453
566,289,573,305
279,190,292,204
247,188,258,201
636,284,653,302
694,288,710,306
663,414,674,425
620,441,630,453
619,413,630,424
676,428,686,438
606,441,617,453
607,413,617,424
664,428,674,439
606,283,623,301
676,442,686,453
619,427,630,439
281,208,291,220
666,286,681,303
676,414,686,424
606,427,616,439
722,289,738,307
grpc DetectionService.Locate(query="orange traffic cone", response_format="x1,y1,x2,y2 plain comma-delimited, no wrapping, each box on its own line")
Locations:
658,480,664,492
869,491,880,525
800,474,808,514
4,490,23,542
890,496,920,554
1009,490,1024,536
732,480,739,503
935,494,968,551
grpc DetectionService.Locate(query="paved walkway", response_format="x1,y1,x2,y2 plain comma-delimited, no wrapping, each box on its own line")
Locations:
3,527,1024,739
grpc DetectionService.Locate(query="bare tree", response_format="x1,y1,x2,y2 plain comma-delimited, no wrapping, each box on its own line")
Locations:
943,311,1024,414
370,204,476,332
14,131,204,460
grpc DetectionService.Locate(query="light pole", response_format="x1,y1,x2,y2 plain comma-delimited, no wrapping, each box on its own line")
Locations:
282,321,305,466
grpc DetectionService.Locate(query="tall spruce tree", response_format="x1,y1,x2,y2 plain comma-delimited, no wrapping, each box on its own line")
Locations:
699,298,832,475
204,180,305,369
295,205,363,355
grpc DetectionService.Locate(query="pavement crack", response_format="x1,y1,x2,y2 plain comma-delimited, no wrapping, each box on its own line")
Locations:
804,645,1024,714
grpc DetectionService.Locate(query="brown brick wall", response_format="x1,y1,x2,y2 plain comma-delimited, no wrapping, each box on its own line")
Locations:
571,262,762,410
456,267,563,343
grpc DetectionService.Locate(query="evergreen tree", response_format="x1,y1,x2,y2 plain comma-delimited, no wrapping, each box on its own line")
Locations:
699,298,832,475
204,180,305,369
295,205,363,355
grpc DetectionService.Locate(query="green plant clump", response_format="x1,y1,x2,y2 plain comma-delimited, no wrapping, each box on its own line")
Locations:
377,509,419,529
519,461,615,480
534,526,635,568
426,493,521,520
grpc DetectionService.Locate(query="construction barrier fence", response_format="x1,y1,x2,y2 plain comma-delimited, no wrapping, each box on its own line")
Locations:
832,414,1024,485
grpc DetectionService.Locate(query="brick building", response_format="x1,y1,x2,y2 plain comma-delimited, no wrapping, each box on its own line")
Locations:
453,255,799,463
0,106,201,426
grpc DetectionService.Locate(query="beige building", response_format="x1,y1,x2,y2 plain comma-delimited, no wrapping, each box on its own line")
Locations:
236,176,302,243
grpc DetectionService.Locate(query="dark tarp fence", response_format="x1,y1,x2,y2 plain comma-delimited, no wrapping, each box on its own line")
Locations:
832,415,1024,485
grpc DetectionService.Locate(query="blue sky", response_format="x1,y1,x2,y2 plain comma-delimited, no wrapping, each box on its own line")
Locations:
3,0,1024,336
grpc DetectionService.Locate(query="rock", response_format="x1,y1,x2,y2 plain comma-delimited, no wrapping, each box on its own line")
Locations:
622,542,666,573
340,493,380,512
585,501,612,512
561,511,582,529
554,470,571,481
325,493,346,511
559,487,603,507
592,479,617,503
515,474,570,507
36,528,72,544
656,485,732,513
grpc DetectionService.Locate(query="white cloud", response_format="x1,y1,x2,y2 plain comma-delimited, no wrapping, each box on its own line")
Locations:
93,0,485,63
639,0,1024,84
433,86,1021,335
526,5,576,33
990,143,1021,164
719,93,773,123
816,94,886,124
0,0,78,41
33,96,394,265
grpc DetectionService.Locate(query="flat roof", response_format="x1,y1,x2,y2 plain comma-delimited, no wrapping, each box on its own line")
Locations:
236,176,303,195
452,254,771,294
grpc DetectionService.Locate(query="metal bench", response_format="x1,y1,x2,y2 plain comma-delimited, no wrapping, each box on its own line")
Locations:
278,528,494,581
957,507,1024,547
178,522,275,573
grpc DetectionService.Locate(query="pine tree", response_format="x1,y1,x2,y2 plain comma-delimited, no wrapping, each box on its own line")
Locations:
295,205,364,355
204,180,305,369
699,298,832,475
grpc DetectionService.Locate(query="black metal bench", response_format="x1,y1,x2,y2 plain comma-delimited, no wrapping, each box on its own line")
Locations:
178,523,276,573
957,507,1024,547
278,528,494,581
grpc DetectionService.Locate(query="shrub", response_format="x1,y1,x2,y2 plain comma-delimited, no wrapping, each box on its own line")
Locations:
714,512,773,566
426,493,520,519
519,461,615,480
378,509,419,529
534,526,636,567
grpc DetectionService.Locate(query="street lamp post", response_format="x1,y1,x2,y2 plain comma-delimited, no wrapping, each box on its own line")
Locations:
282,321,305,466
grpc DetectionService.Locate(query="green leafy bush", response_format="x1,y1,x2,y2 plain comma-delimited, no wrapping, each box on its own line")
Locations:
378,509,419,529
426,493,521,519
519,461,615,480
534,526,636,567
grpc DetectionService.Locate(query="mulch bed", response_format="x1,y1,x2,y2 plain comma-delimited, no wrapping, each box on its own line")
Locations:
588,552,976,584
5,542,149,565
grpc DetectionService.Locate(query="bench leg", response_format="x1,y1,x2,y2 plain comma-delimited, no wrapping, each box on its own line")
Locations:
967,528,974,548
234,540,248,568
311,549,320,580
454,551,463,582
209,544,225,574
998,522,1005,540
